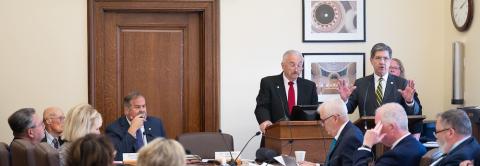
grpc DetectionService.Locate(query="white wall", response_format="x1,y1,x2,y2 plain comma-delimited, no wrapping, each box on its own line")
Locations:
0,0,88,142
1,0,480,161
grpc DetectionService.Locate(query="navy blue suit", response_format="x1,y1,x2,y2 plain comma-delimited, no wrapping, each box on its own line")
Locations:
346,74,421,117
106,116,166,160
353,135,426,166
435,137,480,166
254,73,318,124
326,121,363,166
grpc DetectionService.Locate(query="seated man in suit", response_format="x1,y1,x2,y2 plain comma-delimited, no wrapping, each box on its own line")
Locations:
41,106,65,149
430,109,480,166
299,98,363,166
353,103,426,166
8,108,45,144
254,50,318,146
106,91,166,161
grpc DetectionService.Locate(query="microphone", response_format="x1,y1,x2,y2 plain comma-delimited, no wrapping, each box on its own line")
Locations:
362,81,370,130
232,131,261,166
275,84,289,121
218,129,236,166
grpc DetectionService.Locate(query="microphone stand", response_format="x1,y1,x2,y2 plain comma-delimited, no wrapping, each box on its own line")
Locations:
231,132,261,166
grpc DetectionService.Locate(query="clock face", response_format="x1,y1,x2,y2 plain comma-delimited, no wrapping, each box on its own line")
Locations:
451,0,473,31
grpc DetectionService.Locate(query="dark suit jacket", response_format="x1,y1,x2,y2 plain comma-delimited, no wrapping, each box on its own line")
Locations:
346,74,421,116
326,121,363,166
254,73,318,124
40,131,64,147
106,116,166,161
353,135,426,166
436,137,480,166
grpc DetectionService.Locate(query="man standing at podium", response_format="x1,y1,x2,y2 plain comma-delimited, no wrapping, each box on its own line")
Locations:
337,43,420,117
254,50,318,146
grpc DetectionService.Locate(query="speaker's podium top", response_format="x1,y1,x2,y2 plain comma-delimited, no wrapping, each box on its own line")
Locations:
264,121,331,139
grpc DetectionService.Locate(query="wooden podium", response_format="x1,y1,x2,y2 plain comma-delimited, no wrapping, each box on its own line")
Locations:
264,121,333,163
353,115,426,158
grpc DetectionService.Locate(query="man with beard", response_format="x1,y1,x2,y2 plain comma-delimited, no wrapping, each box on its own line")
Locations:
254,50,318,146
430,109,480,166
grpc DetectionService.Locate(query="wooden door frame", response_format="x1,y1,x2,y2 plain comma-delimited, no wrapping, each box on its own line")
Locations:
87,0,220,131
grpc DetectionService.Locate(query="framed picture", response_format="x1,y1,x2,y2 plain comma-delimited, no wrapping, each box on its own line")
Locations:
302,53,365,102
302,0,366,42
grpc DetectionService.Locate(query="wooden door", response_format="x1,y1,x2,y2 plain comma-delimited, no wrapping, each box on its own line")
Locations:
88,0,219,139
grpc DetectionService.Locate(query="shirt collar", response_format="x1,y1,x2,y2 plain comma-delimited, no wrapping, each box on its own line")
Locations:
282,73,297,84
374,73,389,82
391,133,410,149
334,121,349,140
449,136,471,153
44,130,55,143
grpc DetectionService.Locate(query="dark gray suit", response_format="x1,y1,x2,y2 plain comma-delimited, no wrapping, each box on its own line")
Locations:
346,74,421,116
254,73,318,124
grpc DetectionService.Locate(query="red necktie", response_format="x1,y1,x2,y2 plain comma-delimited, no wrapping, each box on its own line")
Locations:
288,81,295,114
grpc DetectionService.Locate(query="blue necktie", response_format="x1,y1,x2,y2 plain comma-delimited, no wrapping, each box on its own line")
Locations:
326,139,337,161
136,129,144,149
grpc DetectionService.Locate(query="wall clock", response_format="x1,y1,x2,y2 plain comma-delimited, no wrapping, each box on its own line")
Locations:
451,0,474,31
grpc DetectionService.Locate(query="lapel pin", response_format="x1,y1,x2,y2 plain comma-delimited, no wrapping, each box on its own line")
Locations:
276,86,280,89
390,82,393,84
149,128,152,131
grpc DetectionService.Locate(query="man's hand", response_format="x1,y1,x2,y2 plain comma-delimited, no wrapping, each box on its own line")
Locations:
259,120,273,133
398,80,415,103
337,79,356,102
128,114,146,137
363,121,386,147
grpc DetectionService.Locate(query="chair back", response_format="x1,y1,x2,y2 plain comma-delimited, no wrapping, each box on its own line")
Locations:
10,139,36,166
177,132,234,159
0,142,10,166
35,142,59,166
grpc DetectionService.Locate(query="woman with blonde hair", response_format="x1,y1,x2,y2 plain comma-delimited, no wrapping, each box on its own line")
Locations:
137,138,186,166
59,104,103,166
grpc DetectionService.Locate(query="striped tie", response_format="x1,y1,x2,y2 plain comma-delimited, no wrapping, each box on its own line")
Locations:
375,78,383,107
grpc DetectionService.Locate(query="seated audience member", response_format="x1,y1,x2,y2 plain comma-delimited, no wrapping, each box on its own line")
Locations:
60,104,103,166
430,109,480,166
389,58,423,140
353,103,426,166
137,138,186,166
42,106,65,149
66,134,115,166
106,91,166,160
8,108,45,144
299,98,363,166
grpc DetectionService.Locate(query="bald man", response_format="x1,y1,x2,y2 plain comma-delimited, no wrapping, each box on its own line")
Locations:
41,106,65,149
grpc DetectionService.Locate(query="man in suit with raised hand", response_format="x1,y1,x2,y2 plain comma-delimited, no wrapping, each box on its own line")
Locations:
338,43,420,117
353,103,426,166
254,50,318,146
299,98,363,166
431,109,480,166
106,91,166,161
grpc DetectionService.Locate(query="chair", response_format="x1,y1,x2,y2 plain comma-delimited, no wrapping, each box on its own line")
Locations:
420,148,442,166
0,142,10,166
177,132,234,159
35,142,59,166
10,139,36,166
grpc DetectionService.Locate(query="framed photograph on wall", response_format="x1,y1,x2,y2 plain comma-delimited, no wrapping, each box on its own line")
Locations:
302,0,366,42
303,53,365,102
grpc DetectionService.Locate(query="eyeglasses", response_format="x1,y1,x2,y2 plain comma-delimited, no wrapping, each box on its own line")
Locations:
49,116,65,121
319,114,336,125
285,62,303,70
433,128,451,137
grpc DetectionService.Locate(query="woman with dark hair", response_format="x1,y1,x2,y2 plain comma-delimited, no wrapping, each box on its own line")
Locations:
66,134,115,166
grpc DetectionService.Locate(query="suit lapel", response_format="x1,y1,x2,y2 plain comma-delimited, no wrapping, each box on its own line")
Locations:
275,74,289,116
329,122,351,160
296,78,304,105
366,75,377,109
383,75,397,104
